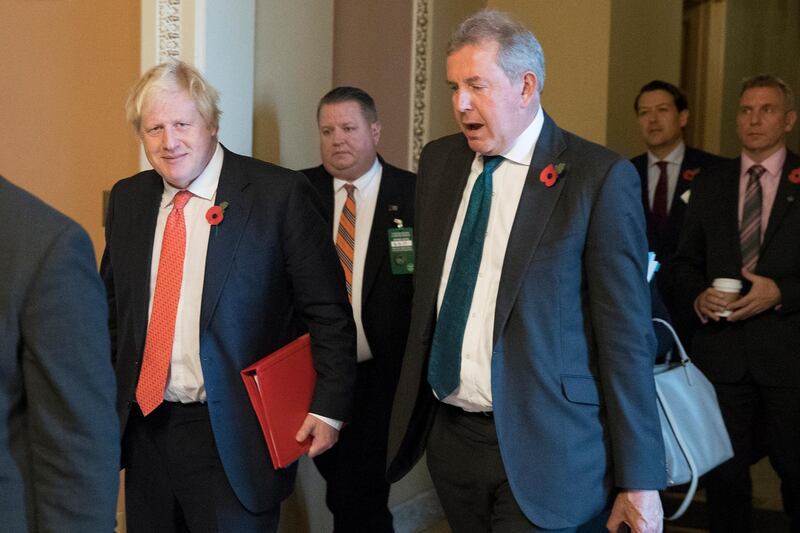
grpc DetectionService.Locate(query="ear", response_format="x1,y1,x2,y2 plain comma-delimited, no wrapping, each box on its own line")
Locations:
679,109,689,129
784,109,797,133
371,120,382,144
520,72,538,106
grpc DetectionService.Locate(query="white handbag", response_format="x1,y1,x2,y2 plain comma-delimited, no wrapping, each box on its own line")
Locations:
652,318,734,520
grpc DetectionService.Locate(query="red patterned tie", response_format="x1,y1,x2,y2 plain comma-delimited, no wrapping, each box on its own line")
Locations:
136,190,192,416
335,184,356,301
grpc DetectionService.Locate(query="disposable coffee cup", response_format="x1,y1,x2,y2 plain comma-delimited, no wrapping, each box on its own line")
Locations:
712,278,742,317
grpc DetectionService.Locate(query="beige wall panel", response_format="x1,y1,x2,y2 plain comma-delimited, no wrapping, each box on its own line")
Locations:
489,0,612,144
333,0,414,168
0,1,141,257
253,0,334,170
606,0,683,158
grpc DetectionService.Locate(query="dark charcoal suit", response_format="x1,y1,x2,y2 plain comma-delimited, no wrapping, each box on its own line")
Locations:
671,152,800,532
632,145,725,348
303,158,415,532
0,176,119,532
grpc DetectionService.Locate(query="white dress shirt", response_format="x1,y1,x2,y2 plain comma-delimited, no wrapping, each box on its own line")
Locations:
150,143,223,403
332,157,382,362
646,141,685,213
436,108,544,412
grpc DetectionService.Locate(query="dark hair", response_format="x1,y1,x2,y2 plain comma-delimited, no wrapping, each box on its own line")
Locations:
317,86,378,123
741,74,795,110
634,80,688,113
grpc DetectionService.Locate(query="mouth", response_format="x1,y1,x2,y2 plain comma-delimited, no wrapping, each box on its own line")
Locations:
463,122,484,133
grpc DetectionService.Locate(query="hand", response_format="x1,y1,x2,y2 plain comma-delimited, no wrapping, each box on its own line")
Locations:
694,287,729,323
295,414,339,458
727,269,781,321
606,490,663,533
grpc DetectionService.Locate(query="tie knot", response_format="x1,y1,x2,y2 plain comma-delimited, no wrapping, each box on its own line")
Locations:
343,183,356,197
482,155,503,175
656,161,669,172
748,164,766,182
172,190,192,210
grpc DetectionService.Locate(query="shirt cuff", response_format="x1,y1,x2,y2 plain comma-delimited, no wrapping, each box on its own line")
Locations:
309,413,343,431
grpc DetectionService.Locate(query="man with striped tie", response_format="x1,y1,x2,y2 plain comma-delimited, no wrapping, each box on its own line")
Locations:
672,74,800,532
302,87,415,532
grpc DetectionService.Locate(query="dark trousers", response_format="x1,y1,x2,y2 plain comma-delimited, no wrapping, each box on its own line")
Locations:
314,359,395,532
426,403,610,533
123,402,280,533
705,379,800,533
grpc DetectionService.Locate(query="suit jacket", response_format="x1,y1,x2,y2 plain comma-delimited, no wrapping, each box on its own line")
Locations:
0,176,119,532
387,114,666,529
632,146,725,347
671,151,800,387
301,158,415,390
100,147,357,513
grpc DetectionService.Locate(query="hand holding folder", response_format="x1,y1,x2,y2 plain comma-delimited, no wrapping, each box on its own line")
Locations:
241,334,317,468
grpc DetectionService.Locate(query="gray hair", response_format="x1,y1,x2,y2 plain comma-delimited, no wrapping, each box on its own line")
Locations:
741,73,795,111
448,9,546,93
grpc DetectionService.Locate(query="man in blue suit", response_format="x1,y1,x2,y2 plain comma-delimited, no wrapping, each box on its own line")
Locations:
387,10,665,532
1,176,119,532
101,61,356,532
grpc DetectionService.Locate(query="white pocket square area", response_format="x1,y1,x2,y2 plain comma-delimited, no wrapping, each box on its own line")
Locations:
681,189,691,204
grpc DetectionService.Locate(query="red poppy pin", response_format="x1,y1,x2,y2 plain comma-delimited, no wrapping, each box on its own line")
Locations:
539,163,566,188
682,167,700,182
789,168,800,184
206,201,229,226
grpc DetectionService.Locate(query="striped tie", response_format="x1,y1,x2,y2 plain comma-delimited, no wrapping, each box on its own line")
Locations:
336,184,356,301
740,164,765,272
137,190,192,416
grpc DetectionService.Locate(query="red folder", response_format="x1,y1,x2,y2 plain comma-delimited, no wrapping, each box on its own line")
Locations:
241,334,317,468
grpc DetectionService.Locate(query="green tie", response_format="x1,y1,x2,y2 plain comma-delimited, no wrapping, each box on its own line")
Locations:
428,155,503,399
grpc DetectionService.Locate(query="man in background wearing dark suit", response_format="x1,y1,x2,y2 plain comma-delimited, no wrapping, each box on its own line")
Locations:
672,74,800,533
302,87,415,532
101,61,356,532
0,176,119,532
387,10,665,533
631,80,724,347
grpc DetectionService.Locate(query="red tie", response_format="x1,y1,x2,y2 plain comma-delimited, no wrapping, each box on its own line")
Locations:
652,161,669,230
136,190,192,416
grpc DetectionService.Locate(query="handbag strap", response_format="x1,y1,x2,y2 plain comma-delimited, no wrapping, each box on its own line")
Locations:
652,317,690,365
651,318,700,520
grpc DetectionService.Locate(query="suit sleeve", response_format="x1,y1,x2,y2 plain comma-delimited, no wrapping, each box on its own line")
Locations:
99,186,117,365
20,223,120,532
281,175,357,421
584,159,666,489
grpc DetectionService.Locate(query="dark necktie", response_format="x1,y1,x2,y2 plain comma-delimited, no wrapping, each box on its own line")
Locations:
740,164,765,272
427,155,503,399
335,184,356,301
652,161,669,231
137,190,192,416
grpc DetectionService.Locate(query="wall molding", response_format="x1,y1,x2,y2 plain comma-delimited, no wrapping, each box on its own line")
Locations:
158,0,181,61
409,0,431,171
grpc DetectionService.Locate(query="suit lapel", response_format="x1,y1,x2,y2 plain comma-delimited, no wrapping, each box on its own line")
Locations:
493,114,567,345
131,173,164,357
361,164,398,303
762,151,800,254
199,149,254,335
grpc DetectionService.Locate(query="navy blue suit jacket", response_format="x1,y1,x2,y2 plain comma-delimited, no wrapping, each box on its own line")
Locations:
1,176,119,532
101,148,357,512
387,115,665,528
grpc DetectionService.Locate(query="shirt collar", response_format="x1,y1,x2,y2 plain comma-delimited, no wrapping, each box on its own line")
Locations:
161,142,223,207
498,106,544,166
647,140,685,167
333,157,381,194
741,146,786,178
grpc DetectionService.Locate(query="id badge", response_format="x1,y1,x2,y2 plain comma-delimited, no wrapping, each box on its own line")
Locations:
388,226,414,274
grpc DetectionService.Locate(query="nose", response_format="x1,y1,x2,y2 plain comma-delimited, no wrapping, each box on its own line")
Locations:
331,128,345,145
455,90,471,112
161,126,179,151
